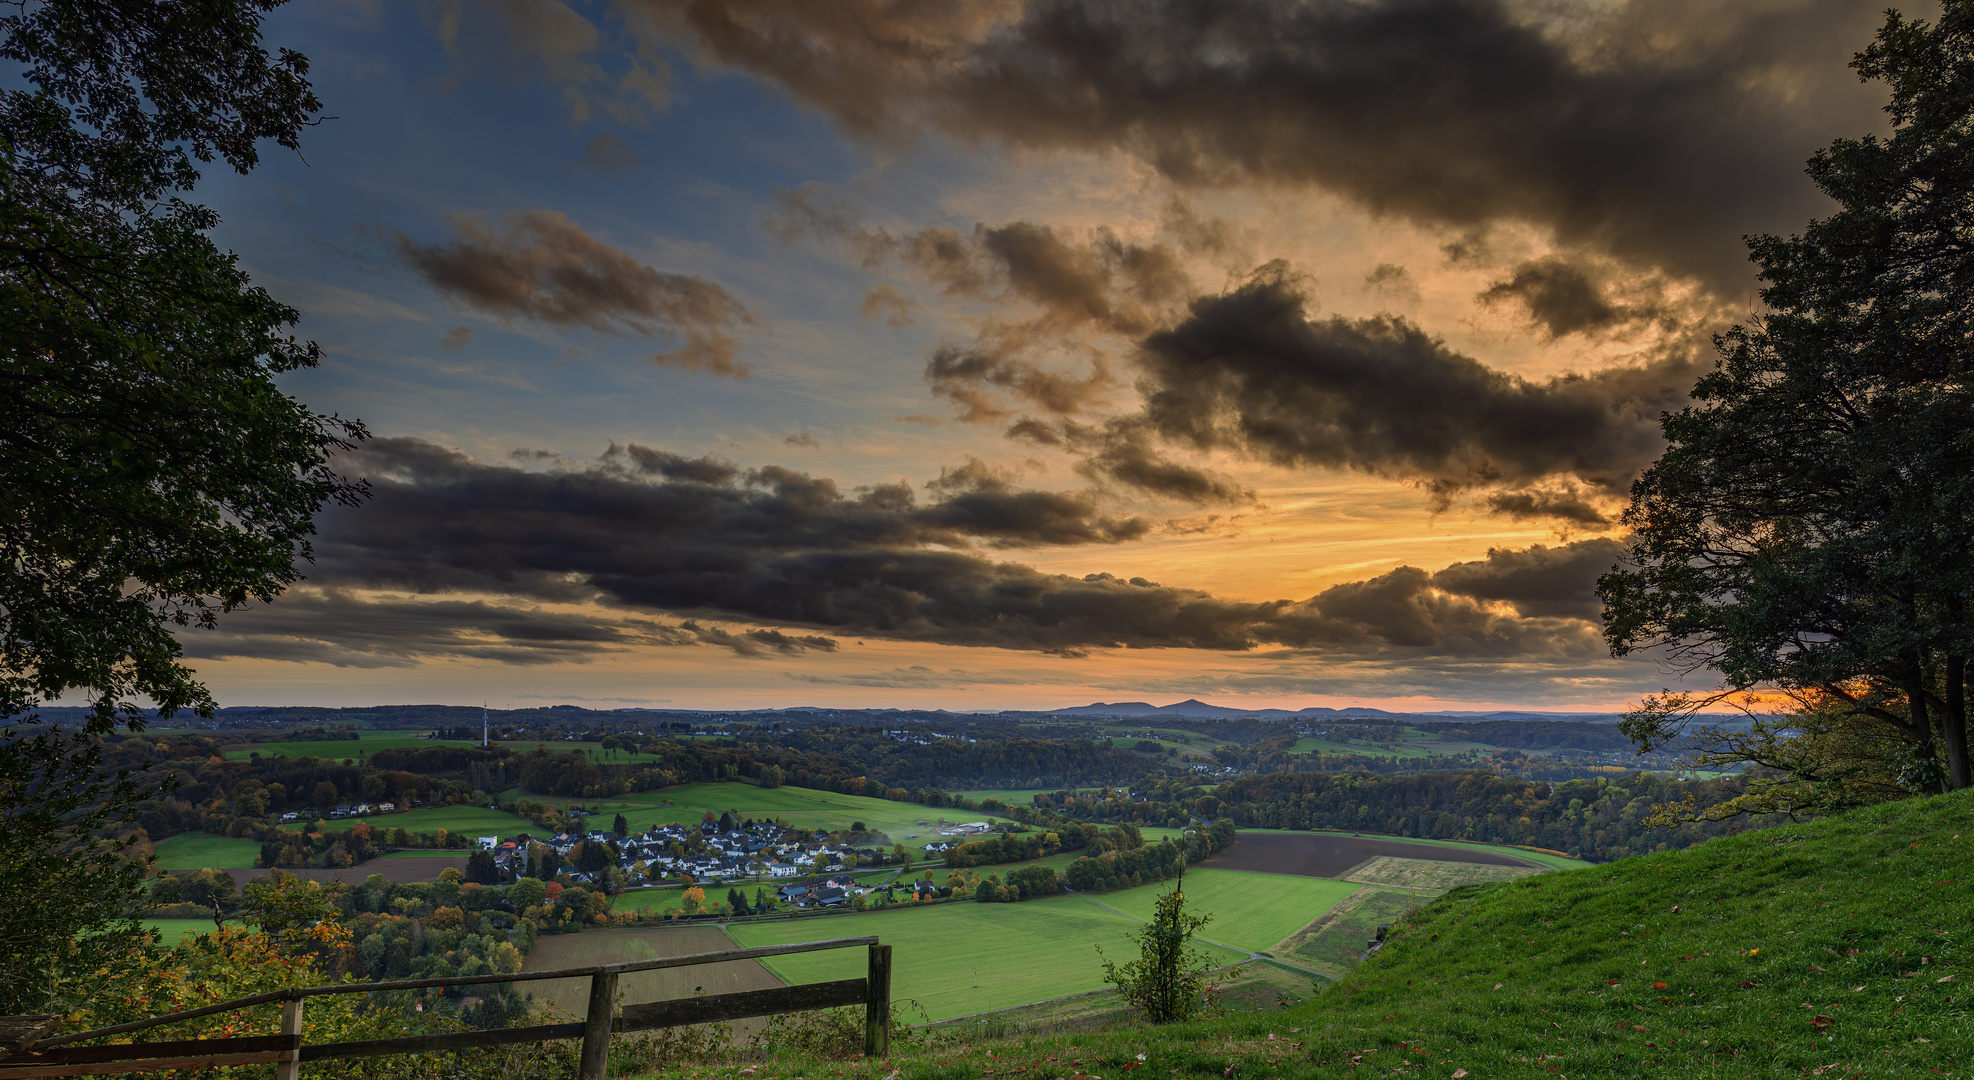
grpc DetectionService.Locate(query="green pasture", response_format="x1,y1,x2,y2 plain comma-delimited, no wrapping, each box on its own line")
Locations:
287,805,534,837
1091,868,1358,953
151,832,261,870
221,730,479,762
726,895,1245,1021
144,918,237,947
496,739,670,765
613,783,1020,856
944,788,1083,806
1233,827,1593,871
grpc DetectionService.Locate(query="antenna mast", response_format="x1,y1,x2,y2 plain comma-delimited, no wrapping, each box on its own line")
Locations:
482,702,489,747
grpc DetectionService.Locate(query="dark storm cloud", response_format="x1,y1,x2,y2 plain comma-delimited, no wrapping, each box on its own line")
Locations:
391,210,755,376
1428,538,1627,620
182,590,698,668
277,439,1600,661
629,0,1888,294
1479,257,1668,340
1007,418,1254,505
1126,266,1690,498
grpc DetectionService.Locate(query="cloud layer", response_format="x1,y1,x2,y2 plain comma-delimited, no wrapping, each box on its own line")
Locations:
185,440,1624,669
632,0,1887,294
393,210,755,376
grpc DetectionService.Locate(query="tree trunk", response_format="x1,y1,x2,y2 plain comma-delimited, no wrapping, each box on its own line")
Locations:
1946,654,1971,791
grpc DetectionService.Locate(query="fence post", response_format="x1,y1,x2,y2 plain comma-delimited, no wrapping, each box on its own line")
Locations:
580,972,617,1080
276,996,303,1080
863,944,892,1058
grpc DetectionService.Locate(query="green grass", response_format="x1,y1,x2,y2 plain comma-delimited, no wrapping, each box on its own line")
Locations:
725,896,1247,1021
1234,827,1594,871
1091,868,1359,953
287,805,534,836
221,730,480,762
944,789,1085,806
636,787,1974,1080
151,832,261,869
497,740,671,765
144,918,239,946
607,783,1021,857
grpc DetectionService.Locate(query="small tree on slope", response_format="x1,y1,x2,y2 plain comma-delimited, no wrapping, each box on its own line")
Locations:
1097,881,1225,1023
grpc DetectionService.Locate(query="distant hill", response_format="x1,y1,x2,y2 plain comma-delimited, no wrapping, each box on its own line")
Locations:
1043,699,1641,722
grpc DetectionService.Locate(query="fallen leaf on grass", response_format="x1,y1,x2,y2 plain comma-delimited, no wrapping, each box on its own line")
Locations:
1740,982,1757,989
1119,1065,1140,1073
1652,982,1668,990
1451,1070,1469,1079
1811,1016,1833,1029
1937,975,1956,983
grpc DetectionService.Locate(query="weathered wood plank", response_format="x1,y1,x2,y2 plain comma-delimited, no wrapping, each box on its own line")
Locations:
0,1017,58,1063
0,1050,287,1077
616,979,868,1032
36,936,881,1050
295,1022,586,1062
580,971,618,1080
865,944,893,1058
0,1035,296,1067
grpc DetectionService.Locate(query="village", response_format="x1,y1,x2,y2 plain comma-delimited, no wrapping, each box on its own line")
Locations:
465,814,1003,906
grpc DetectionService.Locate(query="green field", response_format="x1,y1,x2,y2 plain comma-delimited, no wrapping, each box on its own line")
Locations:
144,918,237,946
726,895,1246,1020
290,805,534,837
1091,868,1358,953
496,739,670,765
1232,827,1593,871
222,730,480,762
944,788,1082,806
603,783,1022,857
151,832,261,869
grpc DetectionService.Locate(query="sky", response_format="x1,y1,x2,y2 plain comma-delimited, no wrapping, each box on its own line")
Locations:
163,0,1911,713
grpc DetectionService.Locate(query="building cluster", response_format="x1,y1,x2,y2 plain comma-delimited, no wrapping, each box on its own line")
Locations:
474,816,904,887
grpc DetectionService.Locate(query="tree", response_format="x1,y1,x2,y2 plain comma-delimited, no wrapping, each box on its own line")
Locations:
612,812,630,837
0,0,363,1011
1097,880,1223,1023
312,780,339,813
465,850,499,885
1600,3,1974,797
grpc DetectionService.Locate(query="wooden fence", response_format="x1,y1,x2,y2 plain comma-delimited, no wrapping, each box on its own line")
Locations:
0,936,891,1080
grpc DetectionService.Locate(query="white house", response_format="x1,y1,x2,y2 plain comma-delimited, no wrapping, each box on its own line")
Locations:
477,836,499,850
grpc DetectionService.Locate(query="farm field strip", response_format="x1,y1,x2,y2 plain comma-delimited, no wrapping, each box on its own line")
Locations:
221,731,480,762
726,897,1245,1020
151,832,262,869
286,805,536,836
1226,828,1590,870
144,918,239,947
1340,855,1541,891
1271,884,1428,980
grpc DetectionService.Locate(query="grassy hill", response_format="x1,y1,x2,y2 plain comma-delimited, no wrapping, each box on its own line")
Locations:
629,788,1972,1079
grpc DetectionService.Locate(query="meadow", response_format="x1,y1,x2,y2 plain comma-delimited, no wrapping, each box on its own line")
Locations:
221,730,479,762
143,918,232,947
151,832,261,869
289,804,535,837
1086,868,1359,954
1225,827,1590,871
725,896,1247,1021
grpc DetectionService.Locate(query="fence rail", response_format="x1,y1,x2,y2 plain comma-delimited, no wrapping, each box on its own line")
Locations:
0,936,890,1080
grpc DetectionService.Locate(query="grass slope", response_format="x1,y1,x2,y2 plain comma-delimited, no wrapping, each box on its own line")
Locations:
151,832,261,869
631,788,1973,1080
